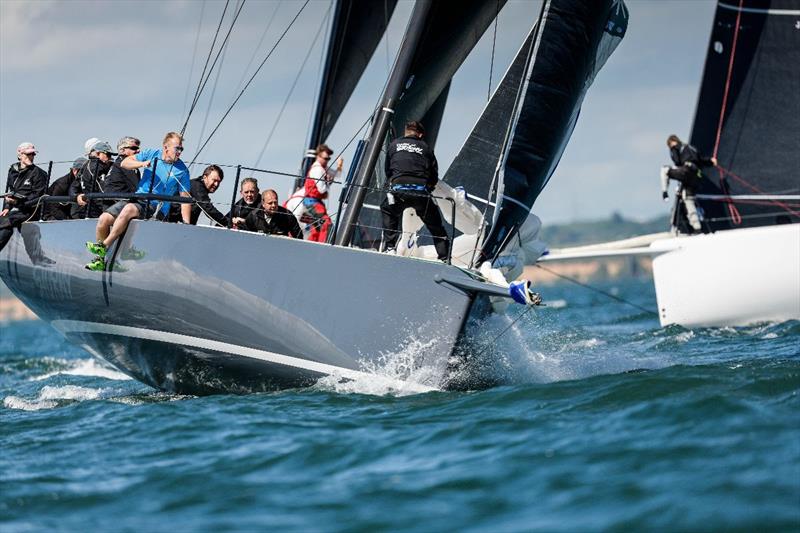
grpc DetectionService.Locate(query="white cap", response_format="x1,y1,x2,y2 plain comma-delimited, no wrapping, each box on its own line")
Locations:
84,137,99,155
17,142,37,155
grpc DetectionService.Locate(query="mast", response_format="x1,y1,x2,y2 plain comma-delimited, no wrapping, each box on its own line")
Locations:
335,0,433,247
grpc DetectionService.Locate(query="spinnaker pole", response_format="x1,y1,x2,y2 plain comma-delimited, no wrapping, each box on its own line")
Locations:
335,0,433,247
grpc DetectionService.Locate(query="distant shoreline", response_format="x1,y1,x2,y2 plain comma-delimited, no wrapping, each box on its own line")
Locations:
0,297,37,322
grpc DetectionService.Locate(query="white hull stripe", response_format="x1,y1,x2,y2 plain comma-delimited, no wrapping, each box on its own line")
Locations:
51,320,435,393
718,2,800,15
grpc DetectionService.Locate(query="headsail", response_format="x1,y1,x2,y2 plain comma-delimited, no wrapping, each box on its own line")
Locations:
690,0,800,231
478,0,628,264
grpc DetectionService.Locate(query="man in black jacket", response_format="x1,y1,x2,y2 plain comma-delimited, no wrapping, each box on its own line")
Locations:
380,120,449,261
245,189,302,239
70,140,114,219
187,165,229,226
104,137,142,196
661,134,717,233
226,177,260,228
44,157,86,220
0,142,49,257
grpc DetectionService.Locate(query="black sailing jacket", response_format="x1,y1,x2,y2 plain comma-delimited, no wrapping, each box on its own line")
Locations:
104,155,141,194
244,205,302,239
384,135,439,190
4,163,48,214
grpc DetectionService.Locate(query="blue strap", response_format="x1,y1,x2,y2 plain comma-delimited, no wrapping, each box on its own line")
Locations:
391,184,427,192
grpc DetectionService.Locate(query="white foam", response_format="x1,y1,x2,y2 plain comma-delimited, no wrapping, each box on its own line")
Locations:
38,385,103,401
314,338,441,396
675,331,695,343
3,396,58,411
32,358,131,382
3,385,104,411
546,299,568,309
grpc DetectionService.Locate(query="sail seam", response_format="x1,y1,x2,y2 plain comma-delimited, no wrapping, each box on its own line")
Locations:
718,3,800,15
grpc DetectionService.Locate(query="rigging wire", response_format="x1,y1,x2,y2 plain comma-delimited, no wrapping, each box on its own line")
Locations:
712,0,744,226
190,0,311,164
534,263,658,316
253,5,331,170
181,0,231,136
487,0,499,102
193,6,236,167
233,0,283,95
182,0,207,119
182,0,248,138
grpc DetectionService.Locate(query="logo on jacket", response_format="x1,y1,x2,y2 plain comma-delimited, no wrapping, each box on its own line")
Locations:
396,143,423,155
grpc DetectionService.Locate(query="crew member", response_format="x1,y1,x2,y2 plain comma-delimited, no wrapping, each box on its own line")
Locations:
380,120,449,261
245,189,302,239
44,157,86,220
0,142,48,255
227,177,260,228
302,144,342,242
661,134,717,233
85,132,191,271
70,140,115,219
186,164,228,226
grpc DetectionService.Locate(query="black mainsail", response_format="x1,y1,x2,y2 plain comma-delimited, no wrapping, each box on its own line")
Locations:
690,0,800,232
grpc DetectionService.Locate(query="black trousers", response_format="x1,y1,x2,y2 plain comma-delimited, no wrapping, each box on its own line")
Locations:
0,210,45,261
380,191,450,260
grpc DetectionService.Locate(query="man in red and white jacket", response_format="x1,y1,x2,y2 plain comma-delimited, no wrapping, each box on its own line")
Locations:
302,144,342,242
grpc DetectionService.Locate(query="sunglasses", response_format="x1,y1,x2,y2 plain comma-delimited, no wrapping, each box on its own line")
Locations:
124,146,140,152
174,146,184,153
320,155,331,161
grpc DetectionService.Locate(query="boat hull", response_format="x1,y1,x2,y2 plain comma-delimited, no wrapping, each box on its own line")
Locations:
651,223,800,328
0,219,479,394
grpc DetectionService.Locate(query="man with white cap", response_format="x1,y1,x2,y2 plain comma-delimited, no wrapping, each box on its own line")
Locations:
0,142,49,253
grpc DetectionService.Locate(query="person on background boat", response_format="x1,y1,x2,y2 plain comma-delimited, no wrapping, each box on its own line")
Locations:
301,144,342,242
44,157,87,220
104,137,142,196
661,134,717,234
0,142,50,262
380,120,449,261
245,189,302,239
85,132,191,271
226,177,260,228
83,137,99,156
70,140,115,219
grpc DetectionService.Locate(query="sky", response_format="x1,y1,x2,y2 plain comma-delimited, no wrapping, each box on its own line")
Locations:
0,0,717,225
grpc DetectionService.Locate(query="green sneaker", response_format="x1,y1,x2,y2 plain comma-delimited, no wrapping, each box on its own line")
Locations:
120,247,146,261
86,241,107,258
85,257,106,271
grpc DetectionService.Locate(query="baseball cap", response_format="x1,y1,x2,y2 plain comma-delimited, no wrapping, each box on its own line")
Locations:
90,140,118,156
17,142,37,155
71,157,88,170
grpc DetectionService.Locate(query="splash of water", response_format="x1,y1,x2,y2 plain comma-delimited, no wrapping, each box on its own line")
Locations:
32,358,131,382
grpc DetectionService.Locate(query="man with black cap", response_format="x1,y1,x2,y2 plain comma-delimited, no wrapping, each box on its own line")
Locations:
44,157,87,220
0,142,48,254
380,120,450,261
70,139,115,219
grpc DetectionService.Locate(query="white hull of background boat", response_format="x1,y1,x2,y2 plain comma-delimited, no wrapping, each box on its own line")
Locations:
651,223,800,328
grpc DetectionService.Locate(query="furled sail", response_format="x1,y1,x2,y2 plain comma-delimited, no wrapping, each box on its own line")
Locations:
690,0,800,232
477,0,628,264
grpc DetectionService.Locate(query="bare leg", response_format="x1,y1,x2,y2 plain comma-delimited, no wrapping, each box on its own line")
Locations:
96,213,115,243
103,204,140,249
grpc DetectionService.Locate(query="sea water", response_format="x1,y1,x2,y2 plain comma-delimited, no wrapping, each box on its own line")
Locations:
1,278,798,531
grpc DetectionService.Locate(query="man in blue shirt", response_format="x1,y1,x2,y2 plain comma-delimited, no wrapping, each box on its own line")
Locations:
85,132,191,271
